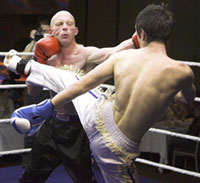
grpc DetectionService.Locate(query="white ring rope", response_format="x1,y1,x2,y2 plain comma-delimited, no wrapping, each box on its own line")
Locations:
194,97,200,102
1,117,200,142
0,119,10,123
181,61,200,67
0,84,200,101
0,51,200,67
149,128,200,142
136,158,200,178
0,84,27,89
0,148,31,156
0,52,34,56
1,147,200,178
1,83,200,103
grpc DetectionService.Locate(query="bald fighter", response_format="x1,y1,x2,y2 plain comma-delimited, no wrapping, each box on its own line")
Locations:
4,10,138,183
5,3,196,183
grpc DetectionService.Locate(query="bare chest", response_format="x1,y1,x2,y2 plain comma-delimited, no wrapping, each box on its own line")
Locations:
47,53,88,69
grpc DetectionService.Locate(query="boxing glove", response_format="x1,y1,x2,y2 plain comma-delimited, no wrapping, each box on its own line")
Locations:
34,37,61,64
11,99,56,136
132,33,140,49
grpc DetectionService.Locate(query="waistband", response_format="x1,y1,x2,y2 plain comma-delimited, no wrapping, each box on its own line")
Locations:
101,97,139,153
55,115,80,122
102,105,139,153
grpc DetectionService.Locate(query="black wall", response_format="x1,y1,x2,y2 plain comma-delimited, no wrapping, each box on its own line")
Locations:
1,0,200,60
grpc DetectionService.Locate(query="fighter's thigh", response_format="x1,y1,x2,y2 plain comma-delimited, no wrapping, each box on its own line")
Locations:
90,136,138,183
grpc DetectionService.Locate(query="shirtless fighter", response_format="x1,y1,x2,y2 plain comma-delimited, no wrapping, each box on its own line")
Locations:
4,3,196,183
6,10,138,183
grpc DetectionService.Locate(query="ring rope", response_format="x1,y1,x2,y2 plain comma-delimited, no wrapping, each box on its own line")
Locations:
0,84,114,90
0,147,199,178
0,51,200,67
136,158,200,178
0,148,31,156
149,128,200,142
0,84,200,102
0,84,27,89
181,61,200,67
0,52,34,56
194,97,200,102
0,119,10,123
1,117,200,143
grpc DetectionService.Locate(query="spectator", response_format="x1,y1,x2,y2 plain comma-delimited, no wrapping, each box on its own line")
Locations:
21,19,50,61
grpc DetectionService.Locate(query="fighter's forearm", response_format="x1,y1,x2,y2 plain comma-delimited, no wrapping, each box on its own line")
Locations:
175,84,196,104
87,38,133,64
21,41,35,61
181,84,196,103
51,83,84,108
51,65,112,108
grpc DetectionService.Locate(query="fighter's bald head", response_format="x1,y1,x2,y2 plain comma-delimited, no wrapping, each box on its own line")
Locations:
50,11,76,27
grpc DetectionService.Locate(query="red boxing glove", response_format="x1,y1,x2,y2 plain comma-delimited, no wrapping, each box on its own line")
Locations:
34,37,61,64
132,33,140,49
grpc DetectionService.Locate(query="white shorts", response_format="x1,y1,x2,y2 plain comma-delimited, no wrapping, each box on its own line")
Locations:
27,61,140,183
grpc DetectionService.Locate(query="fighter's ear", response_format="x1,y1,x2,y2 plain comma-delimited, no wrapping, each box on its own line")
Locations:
141,29,147,41
48,28,53,36
74,27,79,36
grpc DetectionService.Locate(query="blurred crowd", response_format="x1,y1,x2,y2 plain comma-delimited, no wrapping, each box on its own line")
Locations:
156,98,200,136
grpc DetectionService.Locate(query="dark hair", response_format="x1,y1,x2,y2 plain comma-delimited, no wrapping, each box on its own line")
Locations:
39,19,50,26
135,3,174,45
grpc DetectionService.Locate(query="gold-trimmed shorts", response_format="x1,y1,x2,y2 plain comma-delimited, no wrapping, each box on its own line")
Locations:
88,94,140,183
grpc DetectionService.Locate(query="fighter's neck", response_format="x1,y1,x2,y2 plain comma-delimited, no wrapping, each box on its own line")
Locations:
61,41,80,55
145,42,167,55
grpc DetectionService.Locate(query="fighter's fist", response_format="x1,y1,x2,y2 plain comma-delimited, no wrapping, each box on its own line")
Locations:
11,99,56,135
132,33,140,49
35,37,61,64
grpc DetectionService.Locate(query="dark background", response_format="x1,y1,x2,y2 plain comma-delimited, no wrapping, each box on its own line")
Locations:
0,0,200,92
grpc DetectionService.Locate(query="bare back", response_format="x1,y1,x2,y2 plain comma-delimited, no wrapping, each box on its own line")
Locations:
113,47,194,143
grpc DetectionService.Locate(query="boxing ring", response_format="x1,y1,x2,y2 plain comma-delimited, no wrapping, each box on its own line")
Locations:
1,52,200,179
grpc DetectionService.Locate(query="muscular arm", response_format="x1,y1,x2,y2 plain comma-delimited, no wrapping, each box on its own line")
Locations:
21,30,37,61
86,38,133,65
21,41,36,61
51,55,115,107
175,66,196,104
177,84,196,104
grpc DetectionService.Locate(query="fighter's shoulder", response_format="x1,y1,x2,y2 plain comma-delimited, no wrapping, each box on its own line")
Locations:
83,45,99,53
75,45,98,58
112,48,137,57
174,60,192,72
172,59,194,80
